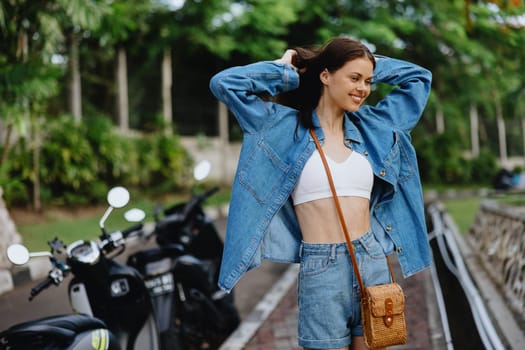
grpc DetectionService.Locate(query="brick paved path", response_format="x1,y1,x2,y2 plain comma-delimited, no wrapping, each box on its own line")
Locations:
245,264,439,350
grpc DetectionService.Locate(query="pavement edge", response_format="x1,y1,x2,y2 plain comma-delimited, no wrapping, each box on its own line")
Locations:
219,264,300,350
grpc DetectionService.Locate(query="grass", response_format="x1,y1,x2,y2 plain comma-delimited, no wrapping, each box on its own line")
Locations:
441,196,483,235
14,187,231,252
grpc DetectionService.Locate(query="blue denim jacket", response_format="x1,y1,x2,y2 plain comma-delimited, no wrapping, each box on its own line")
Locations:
210,56,432,292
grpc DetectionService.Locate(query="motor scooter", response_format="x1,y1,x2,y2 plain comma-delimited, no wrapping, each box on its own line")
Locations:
0,270,120,350
126,160,240,350
0,312,120,350
3,187,160,350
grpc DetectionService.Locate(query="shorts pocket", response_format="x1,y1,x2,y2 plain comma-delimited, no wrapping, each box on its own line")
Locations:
300,254,331,276
361,234,386,260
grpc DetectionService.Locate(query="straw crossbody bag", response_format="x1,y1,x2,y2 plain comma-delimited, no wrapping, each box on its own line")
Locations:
310,129,407,349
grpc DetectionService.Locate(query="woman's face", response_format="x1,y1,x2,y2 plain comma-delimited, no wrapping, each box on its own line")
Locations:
320,57,374,113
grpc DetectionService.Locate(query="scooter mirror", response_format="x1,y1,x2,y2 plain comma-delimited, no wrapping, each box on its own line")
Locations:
107,186,130,209
194,160,211,181
7,244,30,266
124,208,146,223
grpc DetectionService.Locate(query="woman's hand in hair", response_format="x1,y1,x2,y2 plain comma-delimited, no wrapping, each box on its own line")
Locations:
275,49,299,71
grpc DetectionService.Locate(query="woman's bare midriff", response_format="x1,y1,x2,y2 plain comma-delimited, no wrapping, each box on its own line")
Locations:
294,196,370,243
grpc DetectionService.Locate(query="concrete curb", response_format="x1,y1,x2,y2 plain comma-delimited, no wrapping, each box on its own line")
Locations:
0,259,52,296
219,264,299,350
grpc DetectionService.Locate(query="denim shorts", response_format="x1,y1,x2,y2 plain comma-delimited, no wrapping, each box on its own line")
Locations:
297,230,391,349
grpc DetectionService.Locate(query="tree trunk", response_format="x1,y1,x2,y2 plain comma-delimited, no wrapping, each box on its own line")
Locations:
70,32,82,121
1,123,13,166
117,47,129,132
162,48,173,135
436,106,445,134
469,103,479,157
496,100,507,165
31,116,41,212
522,119,525,162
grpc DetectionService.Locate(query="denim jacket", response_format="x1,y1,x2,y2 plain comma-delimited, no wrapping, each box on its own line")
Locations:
209,56,433,292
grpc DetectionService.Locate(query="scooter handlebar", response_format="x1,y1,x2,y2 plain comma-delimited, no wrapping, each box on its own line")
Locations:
121,223,144,238
181,186,220,218
162,186,220,218
29,277,54,301
203,186,220,198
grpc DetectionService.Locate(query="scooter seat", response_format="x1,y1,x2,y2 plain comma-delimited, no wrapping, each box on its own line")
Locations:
127,245,184,270
0,314,107,347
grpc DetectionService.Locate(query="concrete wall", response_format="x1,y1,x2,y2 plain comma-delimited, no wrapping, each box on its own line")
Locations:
180,136,241,184
468,200,525,331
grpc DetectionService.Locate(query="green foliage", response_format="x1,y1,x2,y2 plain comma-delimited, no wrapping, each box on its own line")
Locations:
417,133,499,186
417,133,470,184
469,149,498,183
6,138,34,204
39,116,99,204
0,163,27,205
153,133,193,186
84,115,139,186
2,0,525,207
4,116,193,206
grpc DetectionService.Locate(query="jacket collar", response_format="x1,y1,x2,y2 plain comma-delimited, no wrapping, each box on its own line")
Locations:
311,111,363,144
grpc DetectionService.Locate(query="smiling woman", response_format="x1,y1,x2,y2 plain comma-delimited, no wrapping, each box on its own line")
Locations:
210,36,432,350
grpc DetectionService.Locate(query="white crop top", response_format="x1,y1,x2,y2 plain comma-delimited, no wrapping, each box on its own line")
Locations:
291,150,374,205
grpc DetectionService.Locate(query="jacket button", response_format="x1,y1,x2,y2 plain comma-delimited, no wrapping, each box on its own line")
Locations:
380,170,386,177
397,246,403,253
364,150,369,156
386,225,392,231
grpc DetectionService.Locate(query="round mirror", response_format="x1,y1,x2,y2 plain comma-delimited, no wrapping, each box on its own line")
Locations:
193,160,211,181
7,244,30,265
124,208,146,223
107,186,130,208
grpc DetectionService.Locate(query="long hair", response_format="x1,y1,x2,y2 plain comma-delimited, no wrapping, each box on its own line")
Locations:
280,37,376,130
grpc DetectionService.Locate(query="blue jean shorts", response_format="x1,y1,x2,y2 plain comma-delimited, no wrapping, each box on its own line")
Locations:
297,230,391,349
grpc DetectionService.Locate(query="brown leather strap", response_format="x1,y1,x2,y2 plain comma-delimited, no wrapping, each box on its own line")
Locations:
309,129,396,296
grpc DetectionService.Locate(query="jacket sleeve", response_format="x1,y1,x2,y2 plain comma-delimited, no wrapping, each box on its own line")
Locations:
367,56,432,133
209,61,300,134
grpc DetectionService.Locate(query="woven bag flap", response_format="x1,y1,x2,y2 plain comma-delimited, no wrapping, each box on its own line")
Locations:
366,283,405,317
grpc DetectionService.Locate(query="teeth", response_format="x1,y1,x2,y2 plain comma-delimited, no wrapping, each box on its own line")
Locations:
351,95,362,103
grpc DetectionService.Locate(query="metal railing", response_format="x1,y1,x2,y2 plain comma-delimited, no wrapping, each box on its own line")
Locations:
427,202,505,350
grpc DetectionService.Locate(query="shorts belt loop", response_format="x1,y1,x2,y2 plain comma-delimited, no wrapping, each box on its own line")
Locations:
330,244,336,262
299,242,304,258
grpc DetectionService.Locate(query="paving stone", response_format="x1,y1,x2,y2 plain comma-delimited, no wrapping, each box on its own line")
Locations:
245,258,439,350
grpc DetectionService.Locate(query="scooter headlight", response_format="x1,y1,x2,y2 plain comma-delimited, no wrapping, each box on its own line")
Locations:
67,241,100,265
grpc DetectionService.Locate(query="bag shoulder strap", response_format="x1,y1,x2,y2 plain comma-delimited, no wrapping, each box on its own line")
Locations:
308,129,396,296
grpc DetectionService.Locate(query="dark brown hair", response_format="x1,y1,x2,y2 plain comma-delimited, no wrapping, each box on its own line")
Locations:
281,37,375,130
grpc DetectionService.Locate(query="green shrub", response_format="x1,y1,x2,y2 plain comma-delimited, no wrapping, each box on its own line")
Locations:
416,132,497,186
85,115,134,186
468,149,498,184
152,133,193,188
40,116,99,204
416,132,467,183
4,115,193,207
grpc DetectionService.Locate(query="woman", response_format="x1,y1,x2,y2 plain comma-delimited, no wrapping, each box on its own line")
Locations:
209,37,432,349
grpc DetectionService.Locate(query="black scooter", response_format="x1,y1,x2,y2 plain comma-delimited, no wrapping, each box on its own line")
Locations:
127,160,240,350
3,187,160,350
0,210,124,350
0,302,119,350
